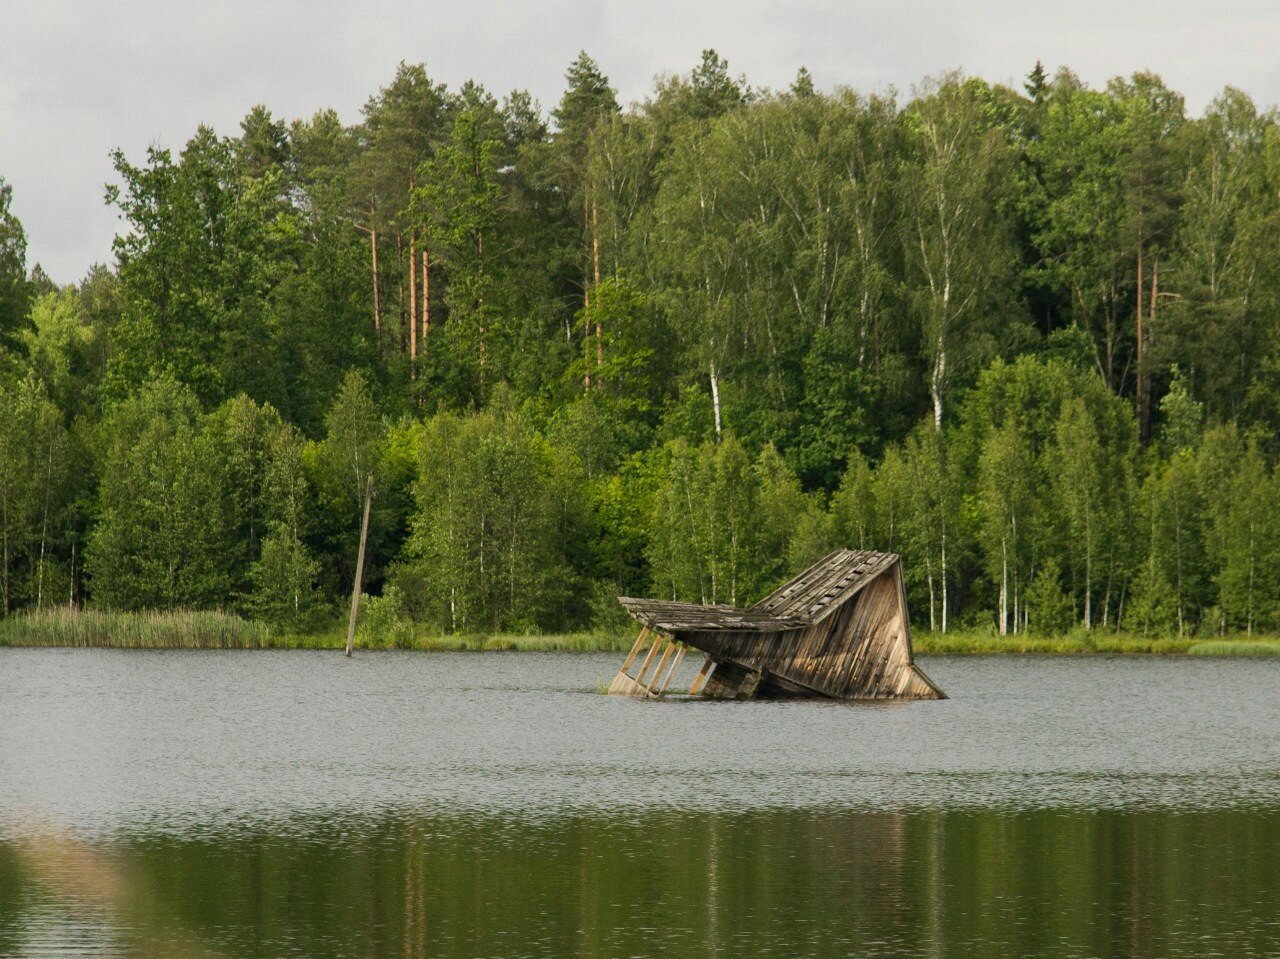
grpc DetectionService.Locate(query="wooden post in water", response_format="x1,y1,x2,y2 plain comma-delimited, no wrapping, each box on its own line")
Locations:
345,473,375,658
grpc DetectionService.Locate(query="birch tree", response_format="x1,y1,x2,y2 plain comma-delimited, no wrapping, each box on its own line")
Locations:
901,75,1021,429
0,376,71,611
1049,398,1107,628
978,418,1037,634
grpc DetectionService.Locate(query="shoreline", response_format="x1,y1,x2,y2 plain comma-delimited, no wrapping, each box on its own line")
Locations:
2,623,1279,657
1,609,1278,656
912,632,1280,657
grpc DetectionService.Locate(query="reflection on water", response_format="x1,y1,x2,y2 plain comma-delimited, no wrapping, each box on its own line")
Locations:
6,808,1280,959
2,650,1280,958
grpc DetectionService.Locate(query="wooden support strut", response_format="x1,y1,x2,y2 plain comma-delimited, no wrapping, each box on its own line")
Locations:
647,640,676,686
633,633,665,684
656,643,687,695
687,657,715,696
618,627,649,674
606,628,652,696
606,628,689,699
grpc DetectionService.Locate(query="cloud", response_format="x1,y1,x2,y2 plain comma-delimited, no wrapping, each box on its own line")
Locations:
2,0,1278,282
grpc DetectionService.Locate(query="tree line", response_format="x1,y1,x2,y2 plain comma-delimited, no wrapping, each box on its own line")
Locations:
1,52,1280,636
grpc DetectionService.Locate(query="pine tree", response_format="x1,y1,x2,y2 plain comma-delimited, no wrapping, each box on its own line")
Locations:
0,178,29,346
1024,61,1049,103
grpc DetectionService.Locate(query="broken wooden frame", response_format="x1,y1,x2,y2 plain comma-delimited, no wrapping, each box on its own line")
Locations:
605,627,690,698
607,549,945,701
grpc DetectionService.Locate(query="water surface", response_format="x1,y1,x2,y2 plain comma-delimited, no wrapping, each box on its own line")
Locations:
2,650,1278,957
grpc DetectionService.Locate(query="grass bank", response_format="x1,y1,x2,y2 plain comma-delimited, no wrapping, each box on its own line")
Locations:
0,608,272,649
1185,639,1280,657
2,609,1278,657
0,608,631,652
271,628,633,652
913,628,1280,657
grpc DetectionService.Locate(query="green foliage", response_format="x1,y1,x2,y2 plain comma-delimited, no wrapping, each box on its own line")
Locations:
977,416,1037,634
1159,366,1203,454
22,290,97,413
0,373,74,611
250,524,322,629
645,436,816,607
0,178,28,345
1050,397,1108,626
901,75,1025,427
1205,438,1280,633
566,276,668,437
314,370,381,506
830,449,877,550
553,51,619,184
87,381,223,608
1026,560,1074,635
646,436,747,605
12,57,1280,641
357,585,414,648
1127,537,1178,637
84,382,317,614
401,394,581,632
795,325,874,487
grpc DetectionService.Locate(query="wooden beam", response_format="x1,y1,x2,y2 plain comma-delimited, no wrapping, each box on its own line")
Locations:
606,628,656,696
656,643,687,695
618,627,650,674
687,656,714,696
632,633,666,686
643,639,676,691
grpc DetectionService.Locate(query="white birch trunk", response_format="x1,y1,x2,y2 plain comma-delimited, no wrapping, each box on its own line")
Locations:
709,361,722,440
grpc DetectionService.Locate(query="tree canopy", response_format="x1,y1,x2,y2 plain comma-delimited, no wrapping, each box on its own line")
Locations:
5,55,1280,637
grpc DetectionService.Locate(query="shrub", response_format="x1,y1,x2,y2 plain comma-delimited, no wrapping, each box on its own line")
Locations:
357,587,415,648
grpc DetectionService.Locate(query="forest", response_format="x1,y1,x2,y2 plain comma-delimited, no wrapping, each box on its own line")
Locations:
1,51,1279,639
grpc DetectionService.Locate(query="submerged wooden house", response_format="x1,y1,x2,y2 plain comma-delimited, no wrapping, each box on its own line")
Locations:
608,549,945,701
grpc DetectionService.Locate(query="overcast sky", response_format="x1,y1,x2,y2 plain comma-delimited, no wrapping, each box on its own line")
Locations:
3,0,1279,283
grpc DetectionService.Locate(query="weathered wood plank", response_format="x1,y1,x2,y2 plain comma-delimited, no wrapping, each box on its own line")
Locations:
613,550,945,702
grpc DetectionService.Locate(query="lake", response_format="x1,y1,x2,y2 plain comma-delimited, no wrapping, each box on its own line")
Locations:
2,650,1279,958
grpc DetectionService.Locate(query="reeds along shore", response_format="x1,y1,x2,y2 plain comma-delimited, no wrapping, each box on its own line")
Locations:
1,608,1278,656
0,608,272,648
0,608,633,651
912,629,1280,657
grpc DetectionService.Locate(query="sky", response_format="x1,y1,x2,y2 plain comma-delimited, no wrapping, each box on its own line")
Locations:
3,0,1280,283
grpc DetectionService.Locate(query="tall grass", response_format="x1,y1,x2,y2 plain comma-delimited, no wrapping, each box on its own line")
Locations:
0,607,271,649
8,610,1277,657
914,629,1191,655
1187,640,1280,657
914,627,1280,656
0,608,633,652
345,630,633,652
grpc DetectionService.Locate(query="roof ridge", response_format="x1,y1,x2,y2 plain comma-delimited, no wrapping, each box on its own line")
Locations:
749,548,898,623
